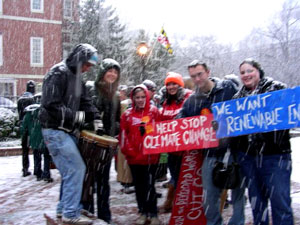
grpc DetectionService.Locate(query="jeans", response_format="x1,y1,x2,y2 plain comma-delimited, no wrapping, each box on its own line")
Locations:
42,148,52,179
167,154,182,188
202,155,245,225
33,149,43,177
33,147,52,179
238,152,294,225
42,129,86,219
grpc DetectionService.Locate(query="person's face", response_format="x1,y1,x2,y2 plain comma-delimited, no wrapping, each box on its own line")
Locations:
119,90,127,101
103,68,119,84
133,90,146,109
188,65,210,90
166,82,180,96
147,88,155,99
239,63,260,90
81,62,94,73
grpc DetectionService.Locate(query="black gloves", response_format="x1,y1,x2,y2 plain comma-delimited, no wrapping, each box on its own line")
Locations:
211,120,219,131
139,122,146,136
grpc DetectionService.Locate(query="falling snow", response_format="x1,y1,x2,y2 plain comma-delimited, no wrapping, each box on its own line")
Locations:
0,137,300,224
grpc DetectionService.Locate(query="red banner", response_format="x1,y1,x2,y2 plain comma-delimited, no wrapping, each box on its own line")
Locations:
143,114,219,155
169,150,206,225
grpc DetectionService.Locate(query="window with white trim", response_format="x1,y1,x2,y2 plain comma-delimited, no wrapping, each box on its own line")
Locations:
30,37,43,67
0,34,3,66
0,0,3,14
31,0,44,13
64,0,73,18
0,79,17,102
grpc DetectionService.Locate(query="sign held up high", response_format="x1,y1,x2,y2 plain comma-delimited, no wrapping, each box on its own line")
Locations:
212,86,300,138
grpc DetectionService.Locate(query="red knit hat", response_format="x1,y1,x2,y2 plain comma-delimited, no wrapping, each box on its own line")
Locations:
165,72,184,87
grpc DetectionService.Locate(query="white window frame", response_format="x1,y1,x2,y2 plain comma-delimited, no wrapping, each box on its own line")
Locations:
0,79,17,100
30,37,43,67
31,0,44,13
64,0,73,18
0,0,3,15
0,34,3,66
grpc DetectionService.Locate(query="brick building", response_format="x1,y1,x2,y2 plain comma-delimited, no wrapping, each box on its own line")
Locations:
0,0,79,101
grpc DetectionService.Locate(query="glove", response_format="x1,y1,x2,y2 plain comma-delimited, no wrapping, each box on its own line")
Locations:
75,111,85,127
211,120,219,131
94,120,104,135
139,123,146,136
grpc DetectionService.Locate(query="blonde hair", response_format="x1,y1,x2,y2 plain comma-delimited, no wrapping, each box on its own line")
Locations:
183,77,195,90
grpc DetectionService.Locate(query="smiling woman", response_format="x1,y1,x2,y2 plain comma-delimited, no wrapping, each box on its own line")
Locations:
231,58,294,225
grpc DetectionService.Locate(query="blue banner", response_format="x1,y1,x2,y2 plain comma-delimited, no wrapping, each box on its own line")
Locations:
212,86,300,138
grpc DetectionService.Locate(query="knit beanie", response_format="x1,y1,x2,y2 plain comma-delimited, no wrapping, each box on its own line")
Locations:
165,72,184,87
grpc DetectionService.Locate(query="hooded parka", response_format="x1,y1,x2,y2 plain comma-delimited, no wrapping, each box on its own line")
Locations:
231,77,291,155
39,44,100,132
120,85,160,165
88,58,121,136
21,104,46,150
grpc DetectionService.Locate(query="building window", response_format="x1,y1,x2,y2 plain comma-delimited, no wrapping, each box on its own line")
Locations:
31,0,44,13
64,0,72,18
0,34,2,66
30,37,43,67
62,32,71,43
0,0,2,14
0,79,17,102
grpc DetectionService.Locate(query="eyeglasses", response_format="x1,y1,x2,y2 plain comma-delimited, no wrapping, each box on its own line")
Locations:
240,69,254,75
190,71,206,79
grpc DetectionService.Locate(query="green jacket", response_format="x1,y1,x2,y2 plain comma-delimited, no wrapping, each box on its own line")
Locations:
21,105,45,150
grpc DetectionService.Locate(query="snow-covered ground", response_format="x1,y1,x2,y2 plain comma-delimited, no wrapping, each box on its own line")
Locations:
0,138,21,147
0,138,300,225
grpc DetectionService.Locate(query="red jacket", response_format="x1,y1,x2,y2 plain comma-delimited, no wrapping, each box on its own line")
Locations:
160,88,192,155
120,85,160,165
160,88,192,121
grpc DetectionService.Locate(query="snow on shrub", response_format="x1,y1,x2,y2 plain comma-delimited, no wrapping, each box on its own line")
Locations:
0,108,19,140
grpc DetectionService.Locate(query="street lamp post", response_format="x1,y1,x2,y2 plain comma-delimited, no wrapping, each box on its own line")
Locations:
136,42,149,58
136,42,149,82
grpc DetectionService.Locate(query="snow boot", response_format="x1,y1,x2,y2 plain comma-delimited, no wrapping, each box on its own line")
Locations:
159,184,175,213
135,214,148,225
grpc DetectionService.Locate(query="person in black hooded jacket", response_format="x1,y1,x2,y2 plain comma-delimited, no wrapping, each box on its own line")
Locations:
40,43,100,225
17,80,36,177
82,58,121,224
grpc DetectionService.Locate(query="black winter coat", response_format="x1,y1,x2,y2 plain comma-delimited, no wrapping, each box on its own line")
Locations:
17,92,35,121
88,88,121,137
231,77,291,156
39,45,100,132
179,78,237,157
88,58,121,137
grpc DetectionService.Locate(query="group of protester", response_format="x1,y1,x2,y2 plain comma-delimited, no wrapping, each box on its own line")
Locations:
17,43,293,225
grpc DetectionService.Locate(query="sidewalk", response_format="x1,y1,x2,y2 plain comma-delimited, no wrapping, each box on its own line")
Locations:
1,137,300,224
0,154,300,225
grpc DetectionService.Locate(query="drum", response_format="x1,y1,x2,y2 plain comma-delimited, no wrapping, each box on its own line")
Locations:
79,130,118,164
79,130,119,202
